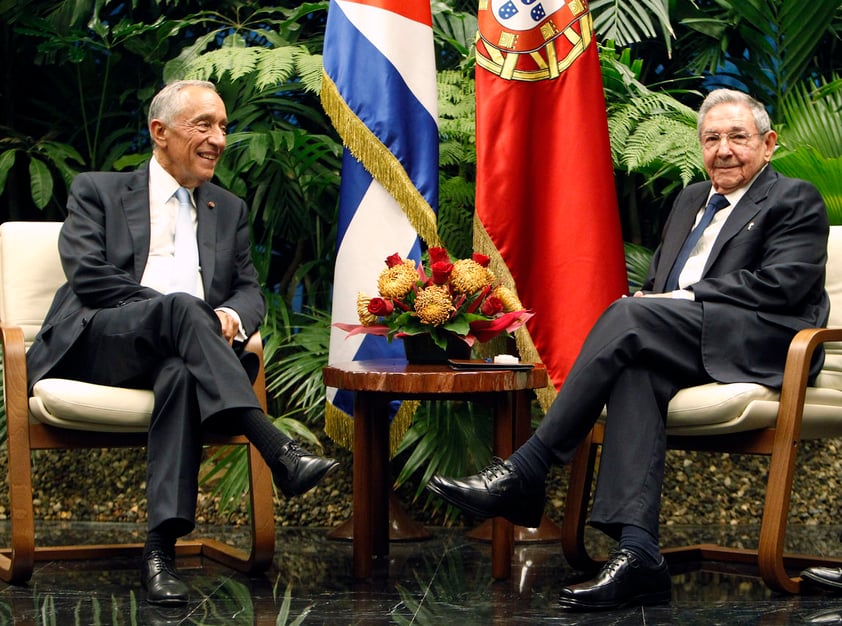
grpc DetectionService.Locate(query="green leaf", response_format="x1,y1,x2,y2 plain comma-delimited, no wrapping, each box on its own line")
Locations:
0,149,18,195
28,157,53,209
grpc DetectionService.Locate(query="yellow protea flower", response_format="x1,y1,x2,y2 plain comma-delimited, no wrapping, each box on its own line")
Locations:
356,293,378,326
414,284,454,326
450,259,493,294
491,285,524,312
378,259,417,299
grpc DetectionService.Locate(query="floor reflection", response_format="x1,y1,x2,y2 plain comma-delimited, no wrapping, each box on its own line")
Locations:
0,522,841,624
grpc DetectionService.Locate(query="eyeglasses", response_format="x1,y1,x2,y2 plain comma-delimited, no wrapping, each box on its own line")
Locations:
701,131,765,149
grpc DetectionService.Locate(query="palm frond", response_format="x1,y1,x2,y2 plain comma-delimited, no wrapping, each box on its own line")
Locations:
591,0,673,49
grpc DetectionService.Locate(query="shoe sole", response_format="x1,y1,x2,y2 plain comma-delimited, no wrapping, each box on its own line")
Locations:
426,480,543,528
280,460,340,498
558,590,671,611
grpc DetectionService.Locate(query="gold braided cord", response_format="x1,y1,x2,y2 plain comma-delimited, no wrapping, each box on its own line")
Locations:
325,398,420,458
473,217,559,411
320,71,441,248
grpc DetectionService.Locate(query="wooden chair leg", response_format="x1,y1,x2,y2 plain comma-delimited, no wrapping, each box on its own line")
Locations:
0,325,36,584
561,424,602,573
198,439,275,573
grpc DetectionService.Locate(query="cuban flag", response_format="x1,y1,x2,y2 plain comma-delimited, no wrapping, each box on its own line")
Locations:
321,0,440,453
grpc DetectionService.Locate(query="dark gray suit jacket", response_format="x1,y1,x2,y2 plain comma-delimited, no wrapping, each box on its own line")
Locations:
644,165,829,386
26,166,266,389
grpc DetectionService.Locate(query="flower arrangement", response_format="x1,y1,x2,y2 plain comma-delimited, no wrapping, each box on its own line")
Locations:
334,247,533,351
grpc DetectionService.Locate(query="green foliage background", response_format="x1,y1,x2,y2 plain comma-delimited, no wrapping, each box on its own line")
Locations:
1,0,842,515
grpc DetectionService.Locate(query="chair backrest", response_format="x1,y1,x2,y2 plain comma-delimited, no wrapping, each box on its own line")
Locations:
0,221,65,346
825,225,842,328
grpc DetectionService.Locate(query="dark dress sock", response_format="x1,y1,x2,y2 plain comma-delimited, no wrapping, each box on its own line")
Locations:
619,523,661,566
238,408,291,463
508,434,554,488
143,522,179,559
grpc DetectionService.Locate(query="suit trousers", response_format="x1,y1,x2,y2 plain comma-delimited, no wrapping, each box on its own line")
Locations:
54,293,263,535
535,297,714,539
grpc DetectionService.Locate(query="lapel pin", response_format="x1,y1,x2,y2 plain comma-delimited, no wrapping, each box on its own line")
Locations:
747,222,754,231
207,201,215,209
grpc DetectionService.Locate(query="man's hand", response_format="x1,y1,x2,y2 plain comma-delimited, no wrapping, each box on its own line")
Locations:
216,309,239,345
633,291,675,299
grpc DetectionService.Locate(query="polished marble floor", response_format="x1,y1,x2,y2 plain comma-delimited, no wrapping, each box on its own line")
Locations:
2,521,842,625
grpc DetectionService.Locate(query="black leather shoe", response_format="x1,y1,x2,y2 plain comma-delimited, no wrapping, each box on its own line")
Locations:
802,566,842,592
558,549,671,611
426,457,545,527
141,551,189,606
272,440,339,497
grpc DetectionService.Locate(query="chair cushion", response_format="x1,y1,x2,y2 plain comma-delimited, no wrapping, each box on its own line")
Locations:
666,382,779,428
30,378,152,433
0,221,65,345
664,381,842,439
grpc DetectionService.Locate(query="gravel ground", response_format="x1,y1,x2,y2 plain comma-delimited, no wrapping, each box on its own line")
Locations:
1,432,841,531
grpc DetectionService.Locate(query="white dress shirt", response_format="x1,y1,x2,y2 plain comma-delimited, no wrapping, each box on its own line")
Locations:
142,157,204,298
142,157,246,339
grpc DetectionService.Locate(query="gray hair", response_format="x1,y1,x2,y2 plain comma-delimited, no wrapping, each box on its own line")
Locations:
697,88,772,135
147,80,217,127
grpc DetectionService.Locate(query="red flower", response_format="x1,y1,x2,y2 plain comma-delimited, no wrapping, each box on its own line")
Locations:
472,253,490,267
468,310,534,343
428,247,451,265
385,253,403,268
480,295,503,316
368,297,394,316
430,261,454,285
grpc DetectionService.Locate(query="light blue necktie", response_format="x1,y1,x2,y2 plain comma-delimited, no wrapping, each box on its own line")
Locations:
172,186,199,295
664,193,730,291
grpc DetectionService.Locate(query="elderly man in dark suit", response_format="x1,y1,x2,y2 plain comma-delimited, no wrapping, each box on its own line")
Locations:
26,80,338,606
428,88,830,610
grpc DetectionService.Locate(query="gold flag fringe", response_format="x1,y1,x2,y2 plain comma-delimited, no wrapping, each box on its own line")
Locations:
325,399,421,459
473,217,559,412
320,71,441,249
320,72,437,452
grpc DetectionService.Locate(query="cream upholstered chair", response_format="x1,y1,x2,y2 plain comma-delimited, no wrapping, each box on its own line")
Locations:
562,224,842,594
0,221,275,584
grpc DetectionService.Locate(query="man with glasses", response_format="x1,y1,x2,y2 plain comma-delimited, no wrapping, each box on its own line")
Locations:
427,88,830,610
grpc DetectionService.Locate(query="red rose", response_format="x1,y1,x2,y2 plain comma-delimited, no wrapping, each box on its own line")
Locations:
430,261,454,285
368,297,394,316
385,253,403,268
428,247,451,265
472,253,490,267
480,296,503,316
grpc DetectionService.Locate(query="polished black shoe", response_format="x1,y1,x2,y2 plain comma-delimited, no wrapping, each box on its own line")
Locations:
802,566,842,593
558,549,671,611
272,440,339,497
426,457,545,527
141,551,189,606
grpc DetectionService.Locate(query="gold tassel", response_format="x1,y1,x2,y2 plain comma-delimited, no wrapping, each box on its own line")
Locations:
325,400,420,458
321,72,441,249
473,218,559,411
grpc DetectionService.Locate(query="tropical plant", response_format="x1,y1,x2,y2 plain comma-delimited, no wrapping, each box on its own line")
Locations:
667,0,842,117
772,78,842,224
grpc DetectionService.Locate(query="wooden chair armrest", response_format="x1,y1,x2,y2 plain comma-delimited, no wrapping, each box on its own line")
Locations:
1,323,31,434
243,331,268,413
776,326,842,432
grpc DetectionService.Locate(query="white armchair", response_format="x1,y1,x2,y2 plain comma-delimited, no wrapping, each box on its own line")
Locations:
562,225,842,593
0,221,275,584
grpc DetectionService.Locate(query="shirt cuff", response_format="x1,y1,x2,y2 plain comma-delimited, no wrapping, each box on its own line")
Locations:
672,289,695,301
